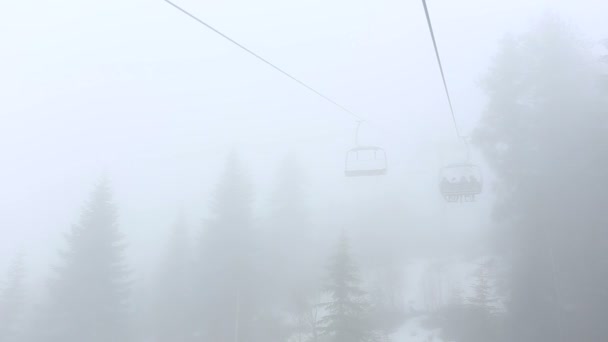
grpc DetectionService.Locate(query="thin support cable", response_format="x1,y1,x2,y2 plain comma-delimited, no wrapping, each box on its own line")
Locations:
163,0,364,122
354,120,363,146
461,136,471,162
421,0,461,138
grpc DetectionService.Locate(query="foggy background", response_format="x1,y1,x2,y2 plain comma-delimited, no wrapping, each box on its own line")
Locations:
1,0,608,341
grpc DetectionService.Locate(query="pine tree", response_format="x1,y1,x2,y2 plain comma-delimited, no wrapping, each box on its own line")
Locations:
321,233,375,342
0,252,26,341
467,262,494,311
262,156,318,339
40,179,130,342
474,16,608,341
428,263,503,342
270,156,310,252
155,214,195,341
466,262,500,342
269,156,312,275
197,153,258,342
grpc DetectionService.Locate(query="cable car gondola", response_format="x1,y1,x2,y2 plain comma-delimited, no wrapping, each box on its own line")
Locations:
439,162,482,202
345,146,387,177
344,121,387,177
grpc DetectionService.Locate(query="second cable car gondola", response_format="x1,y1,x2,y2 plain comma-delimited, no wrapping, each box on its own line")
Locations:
344,121,387,177
345,145,387,177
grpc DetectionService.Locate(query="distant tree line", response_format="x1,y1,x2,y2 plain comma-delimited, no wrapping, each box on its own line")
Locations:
0,155,404,342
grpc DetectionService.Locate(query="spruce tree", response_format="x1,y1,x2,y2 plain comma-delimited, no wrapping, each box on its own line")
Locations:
270,156,311,259
428,263,502,342
474,16,608,341
262,156,318,338
321,233,375,342
467,262,494,311
466,262,500,342
197,153,257,341
41,179,130,342
0,252,26,341
155,214,195,341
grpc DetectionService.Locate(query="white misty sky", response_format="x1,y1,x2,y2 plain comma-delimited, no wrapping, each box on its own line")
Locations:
1,0,607,282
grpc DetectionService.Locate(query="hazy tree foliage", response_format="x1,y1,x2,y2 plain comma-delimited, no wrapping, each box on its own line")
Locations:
196,153,260,341
321,233,377,342
474,16,608,341
462,261,502,341
368,272,407,335
267,156,315,296
38,180,130,342
259,156,321,339
467,261,495,311
0,253,26,341
154,215,196,341
424,261,502,342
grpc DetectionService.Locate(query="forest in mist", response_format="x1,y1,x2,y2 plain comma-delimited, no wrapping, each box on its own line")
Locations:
1,1,608,341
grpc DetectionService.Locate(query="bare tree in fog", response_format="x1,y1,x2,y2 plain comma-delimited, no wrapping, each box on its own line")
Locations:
0,252,26,341
475,16,608,342
36,180,130,342
154,214,196,341
321,233,377,342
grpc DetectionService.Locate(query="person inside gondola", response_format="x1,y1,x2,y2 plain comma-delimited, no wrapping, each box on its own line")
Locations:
441,177,450,192
469,175,481,192
458,176,467,192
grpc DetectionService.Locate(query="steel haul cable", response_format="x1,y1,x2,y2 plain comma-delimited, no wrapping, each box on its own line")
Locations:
163,0,365,122
421,0,462,138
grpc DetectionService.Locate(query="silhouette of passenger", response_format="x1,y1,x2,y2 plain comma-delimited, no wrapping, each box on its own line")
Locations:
441,177,451,194
469,175,481,192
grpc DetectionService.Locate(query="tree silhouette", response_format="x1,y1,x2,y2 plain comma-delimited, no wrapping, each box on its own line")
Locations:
322,233,376,342
474,16,608,341
41,179,130,342
0,252,26,341
196,153,258,342
260,156,320,339
155,213,196,340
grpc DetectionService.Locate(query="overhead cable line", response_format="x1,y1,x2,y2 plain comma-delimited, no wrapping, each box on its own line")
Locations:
421,0,462,138
163,0,365,122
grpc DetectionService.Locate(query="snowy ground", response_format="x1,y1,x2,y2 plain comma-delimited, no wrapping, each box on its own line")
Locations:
388,256,500,342
285,256,500,342
389,316,443,342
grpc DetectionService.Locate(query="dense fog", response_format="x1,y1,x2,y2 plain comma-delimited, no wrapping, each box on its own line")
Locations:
1,0,608,341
